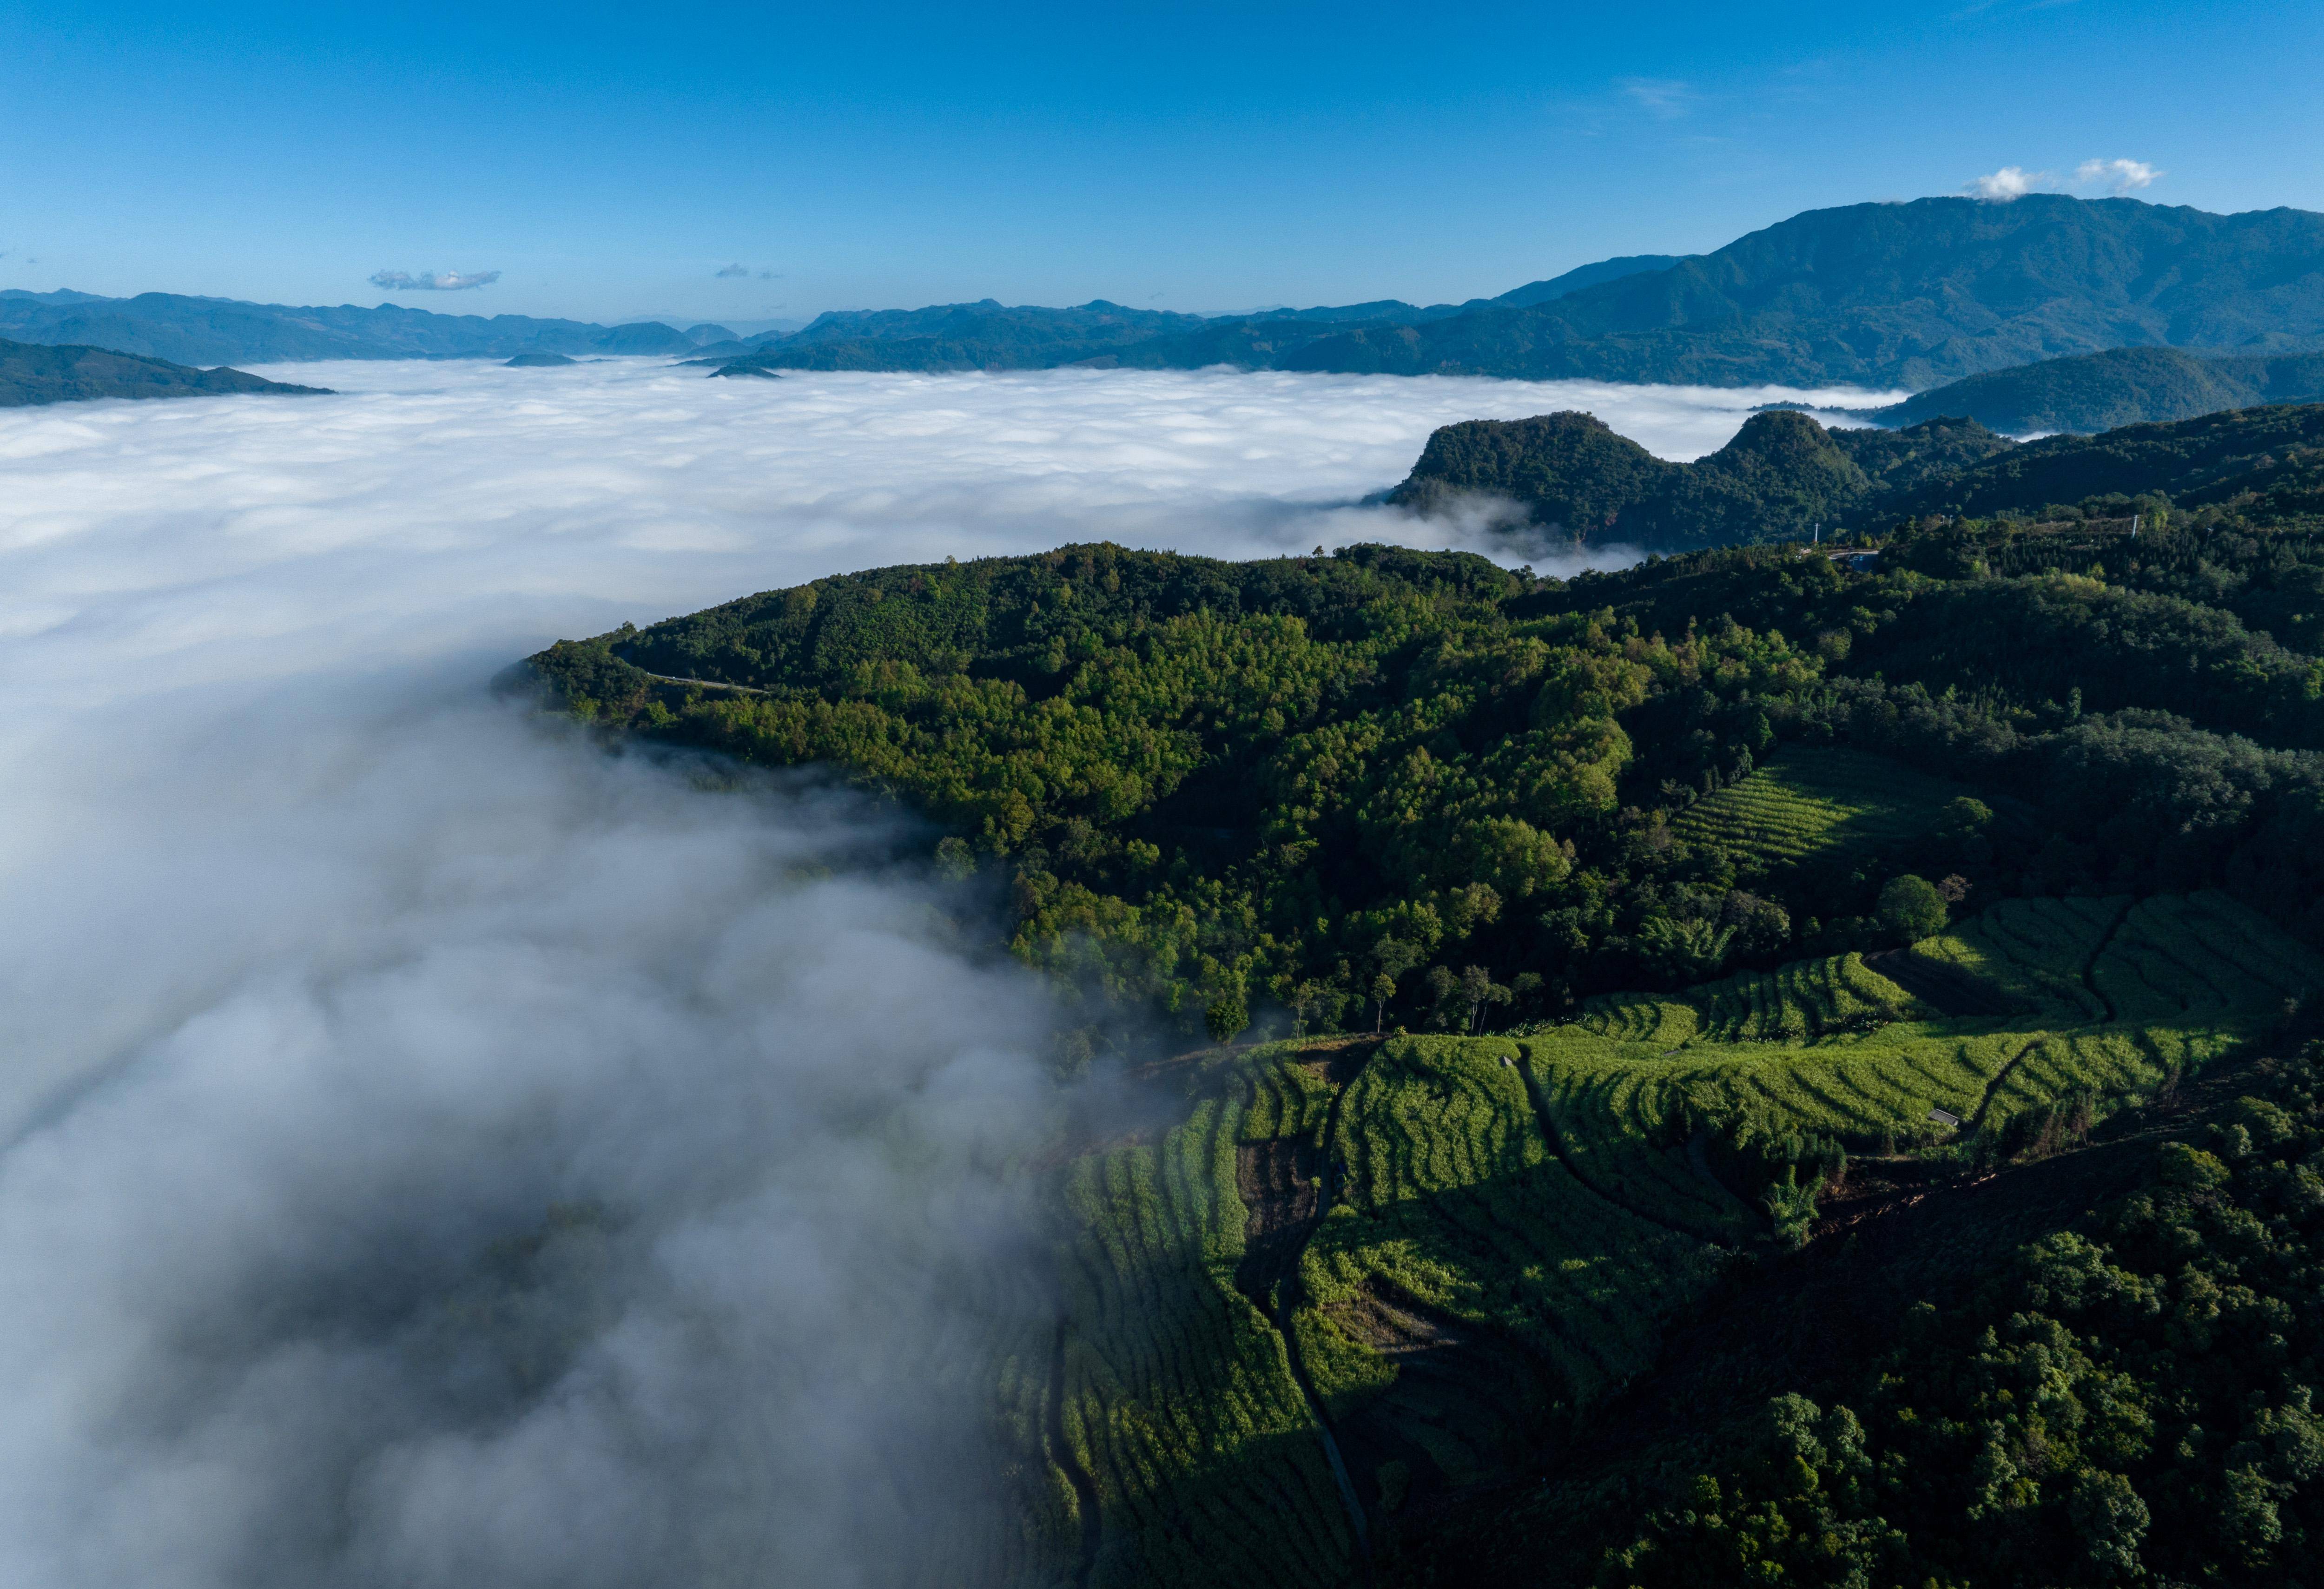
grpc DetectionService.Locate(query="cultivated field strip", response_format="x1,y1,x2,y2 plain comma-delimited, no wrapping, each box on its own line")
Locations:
1056,1088,1355,1589
1030,895,2319,1584
1293,1038,1721,1432
1667,746,1961,867
1526,894,2319,1193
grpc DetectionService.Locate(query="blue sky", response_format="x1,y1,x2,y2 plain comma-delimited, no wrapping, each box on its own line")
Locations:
2,0,2318,325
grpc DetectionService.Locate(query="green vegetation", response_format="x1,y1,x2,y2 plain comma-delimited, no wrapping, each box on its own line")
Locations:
1538,1042,2324,1589
1057,1075,1357,1588
1294,1038,1720,1477
520,413,2324,1586
1394,409,2018,549
1390,398,2324,554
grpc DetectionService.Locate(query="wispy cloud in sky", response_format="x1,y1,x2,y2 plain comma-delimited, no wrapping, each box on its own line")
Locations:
1967,157,2162,201
713,263,749,277
1616,77,1697,119
370,269,502,291
1966,165,2052,200
2075,157,2161,192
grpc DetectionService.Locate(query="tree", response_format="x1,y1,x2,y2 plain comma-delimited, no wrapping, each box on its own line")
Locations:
1370,938,1423,1032
1204,989,1249,1047
1458,965,1514,1034
1877,873,1948,943
1424,965,1460,1029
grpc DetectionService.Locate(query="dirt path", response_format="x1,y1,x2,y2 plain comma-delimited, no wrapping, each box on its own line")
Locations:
641,669,771,695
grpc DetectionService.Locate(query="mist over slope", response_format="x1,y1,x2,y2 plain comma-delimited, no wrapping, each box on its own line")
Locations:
0,360,1833,1583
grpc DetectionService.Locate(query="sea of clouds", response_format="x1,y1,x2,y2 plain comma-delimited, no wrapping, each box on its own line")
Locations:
0,360,1899,1586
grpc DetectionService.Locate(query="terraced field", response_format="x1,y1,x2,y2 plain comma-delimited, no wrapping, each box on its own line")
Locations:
1667,745,1963,868
1523,893,2319,1244
1289,1037,1722,1510
1056,1073,1357,1589
1034,892,2318,1585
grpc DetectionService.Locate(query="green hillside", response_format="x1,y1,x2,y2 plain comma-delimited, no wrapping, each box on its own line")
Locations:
522,432,2324,1585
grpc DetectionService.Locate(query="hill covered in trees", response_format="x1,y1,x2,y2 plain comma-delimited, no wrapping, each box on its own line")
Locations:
1861,345,2324,434
521,437,2324,1585
1391,401,2324,552
704,197,2324,387
0,337,330,407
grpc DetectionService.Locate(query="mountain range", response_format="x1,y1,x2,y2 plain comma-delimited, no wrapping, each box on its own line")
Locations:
10,197,2324,424
703,197,2324,389
0,288,703,366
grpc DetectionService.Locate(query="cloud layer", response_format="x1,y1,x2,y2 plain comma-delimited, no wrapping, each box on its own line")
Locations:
370,268,503,290
0,362,1892,1584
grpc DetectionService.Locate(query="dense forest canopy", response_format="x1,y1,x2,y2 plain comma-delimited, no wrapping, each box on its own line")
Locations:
529,409,2324,1061
522,391,2324,1588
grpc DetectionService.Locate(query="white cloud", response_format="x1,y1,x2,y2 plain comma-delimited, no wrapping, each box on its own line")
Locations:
370,269,502,291
1965,165,2056,201
0,363,1903,1584
1617,76,1698,119
2075,157,2162,193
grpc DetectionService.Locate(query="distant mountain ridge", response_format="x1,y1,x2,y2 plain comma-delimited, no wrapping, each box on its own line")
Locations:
0,288,699,366
687,255,1692,376
706,197,2324,388
23,196,2324,393
0,337,329,407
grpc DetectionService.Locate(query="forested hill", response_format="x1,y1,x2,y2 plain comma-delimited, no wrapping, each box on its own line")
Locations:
1392,401,2324,551
1860,345,2324,434
525,449,2324,1585
0,288,697,365
0,337,330,407
705,197,2324,386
